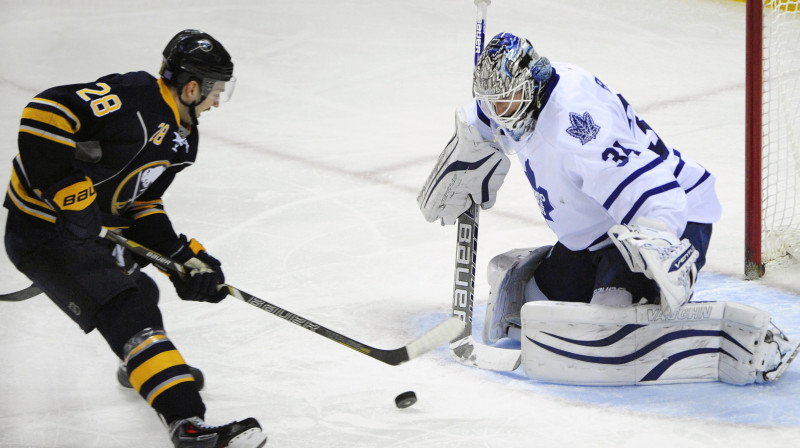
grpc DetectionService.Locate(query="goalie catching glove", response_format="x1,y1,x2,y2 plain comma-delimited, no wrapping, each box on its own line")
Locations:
608,217,699,315
417,108,510,225
164,234,228,303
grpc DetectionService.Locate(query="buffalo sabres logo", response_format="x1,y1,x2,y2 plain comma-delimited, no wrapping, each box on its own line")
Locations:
111,162,169,214
171,131,190,153
566,112,600,145
524,160,554,221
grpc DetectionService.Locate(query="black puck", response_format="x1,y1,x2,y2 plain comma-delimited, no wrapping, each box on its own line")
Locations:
395,391,417,408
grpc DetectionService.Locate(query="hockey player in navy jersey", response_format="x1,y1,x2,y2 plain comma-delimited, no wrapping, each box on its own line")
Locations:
4,30,267,447
419,32,799,385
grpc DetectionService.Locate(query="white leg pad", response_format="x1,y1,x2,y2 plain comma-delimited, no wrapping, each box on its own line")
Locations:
483,246,551,344
520,301,778,385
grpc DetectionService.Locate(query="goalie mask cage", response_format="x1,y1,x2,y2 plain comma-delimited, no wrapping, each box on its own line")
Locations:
745,0,800,279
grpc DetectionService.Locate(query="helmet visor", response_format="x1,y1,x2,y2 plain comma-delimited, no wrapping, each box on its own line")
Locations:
203,77,236,104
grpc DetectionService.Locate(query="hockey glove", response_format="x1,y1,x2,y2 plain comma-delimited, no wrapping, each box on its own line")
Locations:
608,217,699,315
165,235,228,303
417,108,510,225
41,174,102,241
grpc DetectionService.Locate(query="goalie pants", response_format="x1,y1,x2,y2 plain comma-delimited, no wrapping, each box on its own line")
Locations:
4,210,205,423
533,222,712,303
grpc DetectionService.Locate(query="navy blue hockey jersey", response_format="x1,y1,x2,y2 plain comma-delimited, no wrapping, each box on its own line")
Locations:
5,71,200,251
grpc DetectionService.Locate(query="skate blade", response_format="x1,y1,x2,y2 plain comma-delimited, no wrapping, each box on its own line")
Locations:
227,428,267,448
765,340,800,382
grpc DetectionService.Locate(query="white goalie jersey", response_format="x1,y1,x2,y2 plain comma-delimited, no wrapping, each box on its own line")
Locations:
465,62,722,251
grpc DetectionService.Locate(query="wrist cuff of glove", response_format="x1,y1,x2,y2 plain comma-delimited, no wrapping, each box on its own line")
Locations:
167,234,208,264
42,174,97,212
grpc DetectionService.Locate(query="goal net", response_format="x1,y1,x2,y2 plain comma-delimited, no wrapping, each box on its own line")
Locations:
745,0,800,278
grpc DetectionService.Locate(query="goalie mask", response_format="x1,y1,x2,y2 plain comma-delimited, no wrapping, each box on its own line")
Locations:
473,33,552,141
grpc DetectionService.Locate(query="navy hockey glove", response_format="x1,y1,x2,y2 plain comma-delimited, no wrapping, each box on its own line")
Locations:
166,235,228,303
42,174,102,241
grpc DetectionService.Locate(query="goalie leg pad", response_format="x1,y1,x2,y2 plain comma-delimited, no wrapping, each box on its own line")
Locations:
520,301,789,385
483,246,551,344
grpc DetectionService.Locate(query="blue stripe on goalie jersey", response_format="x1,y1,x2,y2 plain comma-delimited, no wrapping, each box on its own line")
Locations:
620,181,681,224
672,148,685,177
602,157,664,210
684,170,711,194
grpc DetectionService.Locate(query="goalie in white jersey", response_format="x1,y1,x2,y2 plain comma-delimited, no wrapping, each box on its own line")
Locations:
418,33,799,385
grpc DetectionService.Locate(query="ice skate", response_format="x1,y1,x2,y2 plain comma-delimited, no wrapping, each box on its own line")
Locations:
169,416,267,448
117,362,205,391
762,325,800,382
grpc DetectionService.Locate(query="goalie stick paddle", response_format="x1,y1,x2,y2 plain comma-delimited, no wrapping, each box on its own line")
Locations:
101,230,465,366
447,0,522,372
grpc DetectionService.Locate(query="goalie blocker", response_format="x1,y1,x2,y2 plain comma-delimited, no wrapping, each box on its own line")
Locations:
519,301,800,385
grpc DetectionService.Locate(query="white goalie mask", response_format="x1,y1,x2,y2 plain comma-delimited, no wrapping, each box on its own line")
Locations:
473,33,552,141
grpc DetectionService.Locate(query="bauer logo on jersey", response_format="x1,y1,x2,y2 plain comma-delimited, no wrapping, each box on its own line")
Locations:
524,160,554,221
566,112,600,145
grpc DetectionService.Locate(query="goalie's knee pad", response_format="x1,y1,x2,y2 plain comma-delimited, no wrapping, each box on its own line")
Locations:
484,246,551,344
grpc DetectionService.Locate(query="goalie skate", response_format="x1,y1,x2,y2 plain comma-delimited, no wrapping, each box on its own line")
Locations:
169,416,267,448
763,329,800,382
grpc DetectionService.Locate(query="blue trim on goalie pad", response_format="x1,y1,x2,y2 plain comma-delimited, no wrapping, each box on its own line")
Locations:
640,347,726,382
538,327,751,353
529,330,743,382
541,323,645,346
415,272,800,427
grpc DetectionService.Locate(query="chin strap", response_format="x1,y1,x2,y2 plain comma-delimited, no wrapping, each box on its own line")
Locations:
177,88,202,126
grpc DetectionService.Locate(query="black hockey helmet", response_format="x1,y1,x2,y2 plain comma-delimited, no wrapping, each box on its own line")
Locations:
160,29,235,104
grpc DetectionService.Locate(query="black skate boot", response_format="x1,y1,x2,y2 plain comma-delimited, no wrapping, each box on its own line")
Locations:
117,363,205,391
169,416,267,448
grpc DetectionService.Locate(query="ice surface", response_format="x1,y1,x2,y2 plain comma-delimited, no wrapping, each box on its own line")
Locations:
1,0,799,446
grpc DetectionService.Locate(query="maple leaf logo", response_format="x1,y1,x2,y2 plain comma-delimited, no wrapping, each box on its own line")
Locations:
566,112,600,145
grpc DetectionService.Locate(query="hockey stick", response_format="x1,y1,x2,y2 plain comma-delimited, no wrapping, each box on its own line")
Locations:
448,0,522,372
101,230,465,366
0,284,42,302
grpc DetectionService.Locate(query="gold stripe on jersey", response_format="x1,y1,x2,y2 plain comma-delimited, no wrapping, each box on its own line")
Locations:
9,169,49,209
129,199,166,220
21,107,77,134
29,98,81,132
131,208,166,220
5,185,56,223
157,78,181,126
18,125,76,148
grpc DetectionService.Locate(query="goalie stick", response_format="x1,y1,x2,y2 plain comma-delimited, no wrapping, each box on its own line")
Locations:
101,230,464,366
448,0,522,372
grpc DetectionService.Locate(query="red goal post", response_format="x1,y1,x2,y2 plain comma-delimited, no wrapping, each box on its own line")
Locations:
745,0,800,279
